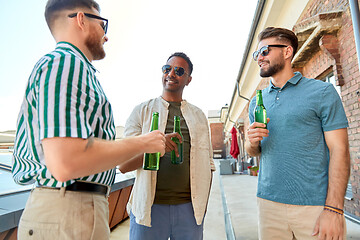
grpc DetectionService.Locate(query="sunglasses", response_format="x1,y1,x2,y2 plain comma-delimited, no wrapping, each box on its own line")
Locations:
162,65,189,77
68,13,108,34
252,44,288,61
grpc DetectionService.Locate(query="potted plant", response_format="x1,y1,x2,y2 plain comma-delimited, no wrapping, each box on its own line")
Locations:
249,166,259,176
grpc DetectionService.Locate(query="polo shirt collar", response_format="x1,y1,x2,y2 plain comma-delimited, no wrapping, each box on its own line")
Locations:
55,41,97,72
268,72,302,93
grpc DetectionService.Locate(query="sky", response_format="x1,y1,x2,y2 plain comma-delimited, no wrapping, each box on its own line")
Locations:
0,0,257,132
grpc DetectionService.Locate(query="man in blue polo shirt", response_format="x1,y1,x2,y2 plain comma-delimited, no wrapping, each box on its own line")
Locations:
246,27,350,240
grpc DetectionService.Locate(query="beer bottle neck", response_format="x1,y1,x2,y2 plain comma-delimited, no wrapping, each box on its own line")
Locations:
256,91,263,106
173,116,181,133
150,113,159,131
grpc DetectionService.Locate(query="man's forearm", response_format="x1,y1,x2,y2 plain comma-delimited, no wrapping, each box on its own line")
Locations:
325,148,350,208
42,131,164,182
118,154,144,173
324,129,350,209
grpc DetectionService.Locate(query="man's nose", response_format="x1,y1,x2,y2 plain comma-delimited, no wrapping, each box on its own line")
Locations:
168,68,176,77
257,53,265,62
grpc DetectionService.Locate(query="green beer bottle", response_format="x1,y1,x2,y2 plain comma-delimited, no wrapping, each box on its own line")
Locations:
143,112,160,170
171,116,183,164
254,90,267,128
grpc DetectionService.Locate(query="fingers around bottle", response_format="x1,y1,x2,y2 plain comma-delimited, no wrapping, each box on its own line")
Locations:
160,148,165,157
249,136,263,146
173,144,179,157
164,134,177,152
165,140,175,152
166,132,182,143
248,126,269,136
252,122,267,129
174,132,182,143
152,130,166,154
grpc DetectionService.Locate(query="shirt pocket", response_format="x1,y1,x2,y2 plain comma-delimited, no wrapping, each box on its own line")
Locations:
18,219,59,240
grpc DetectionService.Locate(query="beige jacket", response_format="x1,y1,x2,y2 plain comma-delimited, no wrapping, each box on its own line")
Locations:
124,97,215,227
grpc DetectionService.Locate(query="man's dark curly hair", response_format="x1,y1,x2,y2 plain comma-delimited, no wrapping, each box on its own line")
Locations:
167,52,193,76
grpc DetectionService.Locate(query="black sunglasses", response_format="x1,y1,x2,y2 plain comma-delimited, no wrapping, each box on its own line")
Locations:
68,13,108,34
252,44,288,61
162,65,189,77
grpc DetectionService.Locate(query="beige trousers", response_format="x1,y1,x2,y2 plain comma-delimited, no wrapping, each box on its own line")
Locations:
18,187,110,240
257,198,346,240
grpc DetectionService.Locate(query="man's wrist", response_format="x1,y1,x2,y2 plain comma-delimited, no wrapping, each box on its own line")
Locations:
325,199,344,209
323,205,344,215
250,142,261,152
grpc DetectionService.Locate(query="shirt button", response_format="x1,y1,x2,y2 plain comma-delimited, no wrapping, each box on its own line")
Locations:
279,90,281,93
276,98,279,100
29,229,34,236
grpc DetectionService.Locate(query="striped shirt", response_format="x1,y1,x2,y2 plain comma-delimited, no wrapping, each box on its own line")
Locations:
12,42,116,188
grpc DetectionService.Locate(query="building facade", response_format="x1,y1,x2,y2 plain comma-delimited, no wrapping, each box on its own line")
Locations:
208,110,226,159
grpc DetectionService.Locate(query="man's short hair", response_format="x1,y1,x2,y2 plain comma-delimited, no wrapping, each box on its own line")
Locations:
167,52,193,75
45,0,100,32
258,27,298,58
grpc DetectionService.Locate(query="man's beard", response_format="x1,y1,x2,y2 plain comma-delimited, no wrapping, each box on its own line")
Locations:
85,28,105,60
260,59,285,78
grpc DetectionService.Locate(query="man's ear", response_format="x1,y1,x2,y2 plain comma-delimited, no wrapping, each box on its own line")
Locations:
284,45,294,60
76,12,87,32
186,76,192,86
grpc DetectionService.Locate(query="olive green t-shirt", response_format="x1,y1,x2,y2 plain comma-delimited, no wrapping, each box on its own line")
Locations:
153,102,191,204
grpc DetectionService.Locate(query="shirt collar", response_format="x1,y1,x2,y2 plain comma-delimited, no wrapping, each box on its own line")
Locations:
268,72,302,93
55,41,97,72
159,96,187,107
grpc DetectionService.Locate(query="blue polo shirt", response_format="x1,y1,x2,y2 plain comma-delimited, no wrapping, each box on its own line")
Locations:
249,72,348,205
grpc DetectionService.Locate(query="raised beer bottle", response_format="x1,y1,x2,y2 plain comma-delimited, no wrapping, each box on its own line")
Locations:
143,112,160,170
254,90,267,128
171,116,183,164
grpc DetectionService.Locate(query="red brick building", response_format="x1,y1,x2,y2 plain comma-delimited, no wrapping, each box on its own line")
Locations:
208,110,226,159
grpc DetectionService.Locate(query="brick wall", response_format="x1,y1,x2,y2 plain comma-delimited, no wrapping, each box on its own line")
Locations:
210,122,226,158
297,0,348,24
295,0,360,217
340,6,360,216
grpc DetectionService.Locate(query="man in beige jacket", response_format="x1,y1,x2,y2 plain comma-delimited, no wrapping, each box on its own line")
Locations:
120,52,215,240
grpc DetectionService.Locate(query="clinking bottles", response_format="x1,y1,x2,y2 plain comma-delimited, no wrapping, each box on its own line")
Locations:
171,116,183,164
143,112,160,170
254,90,267,128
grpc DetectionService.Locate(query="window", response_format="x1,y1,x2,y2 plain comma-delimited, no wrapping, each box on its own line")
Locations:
322,73,341,96
345,181,354,201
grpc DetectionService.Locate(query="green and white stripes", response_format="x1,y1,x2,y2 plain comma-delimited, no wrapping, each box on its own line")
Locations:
12,42,116,187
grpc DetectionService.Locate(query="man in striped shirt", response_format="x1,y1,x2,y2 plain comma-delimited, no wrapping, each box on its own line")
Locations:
12,0,165,239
